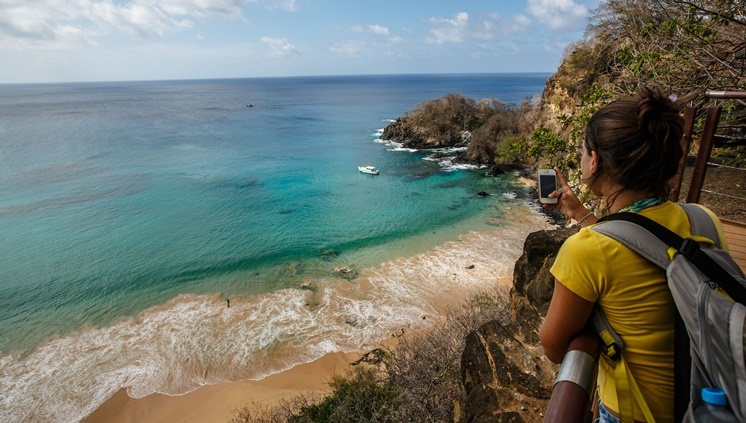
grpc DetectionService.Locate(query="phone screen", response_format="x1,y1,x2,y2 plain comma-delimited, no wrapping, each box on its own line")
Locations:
539,174,557,198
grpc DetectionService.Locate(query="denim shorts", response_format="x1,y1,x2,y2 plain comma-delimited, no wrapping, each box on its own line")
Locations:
595,401,621,423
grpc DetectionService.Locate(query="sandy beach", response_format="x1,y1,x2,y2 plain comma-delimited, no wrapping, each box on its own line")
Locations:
79,203,549,423
83,274,518,423
83,350,367,423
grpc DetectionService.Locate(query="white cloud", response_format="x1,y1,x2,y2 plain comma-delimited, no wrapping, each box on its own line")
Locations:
260,36,299,57
366,24,390,36
527,0,588,31
327,41,363,58
346,24,391,36
155,0,246,19
0,0,299,51
262,0,298,12
424,12,530,45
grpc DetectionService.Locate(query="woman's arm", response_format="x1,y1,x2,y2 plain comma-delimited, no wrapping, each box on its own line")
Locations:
539,280,596,364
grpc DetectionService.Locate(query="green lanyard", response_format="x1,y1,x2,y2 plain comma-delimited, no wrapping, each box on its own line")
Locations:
618,197,668,213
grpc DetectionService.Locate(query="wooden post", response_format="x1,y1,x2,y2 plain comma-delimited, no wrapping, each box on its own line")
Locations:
686,106,722,204
669,106,697,202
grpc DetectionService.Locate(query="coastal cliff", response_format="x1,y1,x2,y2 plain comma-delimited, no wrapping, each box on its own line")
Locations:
459,227,576,422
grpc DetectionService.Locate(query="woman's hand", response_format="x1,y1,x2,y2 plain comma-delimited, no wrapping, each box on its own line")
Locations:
539,167,597,226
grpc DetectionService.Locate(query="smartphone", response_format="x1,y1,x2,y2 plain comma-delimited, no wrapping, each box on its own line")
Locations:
538,169,558,204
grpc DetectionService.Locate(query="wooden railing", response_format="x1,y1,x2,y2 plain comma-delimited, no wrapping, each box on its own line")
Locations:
670,90,746,204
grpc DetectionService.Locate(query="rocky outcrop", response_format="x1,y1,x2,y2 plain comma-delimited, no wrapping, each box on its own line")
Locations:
381,118,470,149
510,228,578,342
460,227,577,422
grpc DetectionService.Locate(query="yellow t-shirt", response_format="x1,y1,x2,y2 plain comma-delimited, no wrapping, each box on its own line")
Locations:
550,201,726,423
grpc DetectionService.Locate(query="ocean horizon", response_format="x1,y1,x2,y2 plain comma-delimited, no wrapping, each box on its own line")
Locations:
0,73,553,422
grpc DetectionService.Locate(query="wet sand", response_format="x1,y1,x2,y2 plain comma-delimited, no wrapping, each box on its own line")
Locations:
84,274,517,423
83,350,365,423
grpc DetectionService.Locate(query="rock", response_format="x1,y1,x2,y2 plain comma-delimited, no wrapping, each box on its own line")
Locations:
334,266,358,280
319,249,341,260
460,228,576,422
381,117,469,149
510,228,577,342
299,282,318,292
460,320,554,422
465,264,476,269
352,348,388,366
485,166,506,177
429,152,453,159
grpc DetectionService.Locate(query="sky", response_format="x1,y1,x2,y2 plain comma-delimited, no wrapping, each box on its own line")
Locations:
0,0,603,84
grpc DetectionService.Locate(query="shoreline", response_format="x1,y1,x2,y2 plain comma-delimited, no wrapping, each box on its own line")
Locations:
84,330,414,423
83,277,518,423
83,349,369,423
81,185,548,423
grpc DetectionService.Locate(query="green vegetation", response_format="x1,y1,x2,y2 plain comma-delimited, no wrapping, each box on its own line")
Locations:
292,367,401,423
384,92,535,165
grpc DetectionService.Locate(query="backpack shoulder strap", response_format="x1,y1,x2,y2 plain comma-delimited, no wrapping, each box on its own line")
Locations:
679,203,722,247
598,211,746,305
590,217,670,270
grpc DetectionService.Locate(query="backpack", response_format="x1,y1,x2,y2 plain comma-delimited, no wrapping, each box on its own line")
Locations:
588,203,746,423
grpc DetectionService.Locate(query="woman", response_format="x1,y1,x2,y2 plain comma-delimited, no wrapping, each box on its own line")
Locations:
538,87,726,422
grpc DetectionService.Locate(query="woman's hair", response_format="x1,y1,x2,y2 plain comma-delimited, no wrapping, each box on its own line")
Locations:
583,87,693,201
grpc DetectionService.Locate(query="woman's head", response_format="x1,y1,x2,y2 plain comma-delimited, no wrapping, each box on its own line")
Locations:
583,87,690,199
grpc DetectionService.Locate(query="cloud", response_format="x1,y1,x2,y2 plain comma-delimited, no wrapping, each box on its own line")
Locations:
327,41,363,58
347,24,391,36
0,0,297,51
366,24,390,36
424,12,530,45
260,0,298,12
526,0,589,31
260,36,299,57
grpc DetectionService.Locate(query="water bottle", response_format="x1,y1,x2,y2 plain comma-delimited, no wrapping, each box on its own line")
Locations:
693,388,738,422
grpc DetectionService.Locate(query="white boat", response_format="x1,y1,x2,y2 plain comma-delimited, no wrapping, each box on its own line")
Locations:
358,165,379,175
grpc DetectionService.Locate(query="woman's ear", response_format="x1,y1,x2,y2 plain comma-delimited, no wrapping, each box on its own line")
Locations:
590,150,599,175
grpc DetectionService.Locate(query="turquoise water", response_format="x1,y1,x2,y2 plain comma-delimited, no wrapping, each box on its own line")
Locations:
0,74,552,421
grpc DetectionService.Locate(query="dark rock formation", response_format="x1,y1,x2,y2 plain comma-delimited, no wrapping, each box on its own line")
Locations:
381,118,470,149
485,166,505,177
510,228,578,343
334,266,358,280
460,228,577,422
461,320,553,422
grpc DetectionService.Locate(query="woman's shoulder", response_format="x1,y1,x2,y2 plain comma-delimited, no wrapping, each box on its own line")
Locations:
561,224,620,254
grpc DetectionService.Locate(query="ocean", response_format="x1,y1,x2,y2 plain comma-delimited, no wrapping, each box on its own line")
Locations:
0,74,553,422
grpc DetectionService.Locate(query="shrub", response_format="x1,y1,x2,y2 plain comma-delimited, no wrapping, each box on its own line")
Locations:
228,288,513,422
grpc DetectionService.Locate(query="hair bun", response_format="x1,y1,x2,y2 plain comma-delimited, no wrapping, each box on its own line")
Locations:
637,87,670,127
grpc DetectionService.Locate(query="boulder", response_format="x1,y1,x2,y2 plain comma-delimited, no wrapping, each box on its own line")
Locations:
460,228,577,422
510,228,577,342
334,266,358,280
460,320,554,422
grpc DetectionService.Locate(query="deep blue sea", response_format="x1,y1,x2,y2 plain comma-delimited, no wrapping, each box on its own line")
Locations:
0,74,553,421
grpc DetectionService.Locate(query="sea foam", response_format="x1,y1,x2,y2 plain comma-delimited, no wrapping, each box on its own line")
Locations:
0,204,551,423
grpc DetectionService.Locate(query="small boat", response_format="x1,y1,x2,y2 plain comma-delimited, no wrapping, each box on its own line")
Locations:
358,165,379,175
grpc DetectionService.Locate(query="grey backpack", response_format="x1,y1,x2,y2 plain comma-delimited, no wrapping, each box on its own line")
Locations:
590,203,746,422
